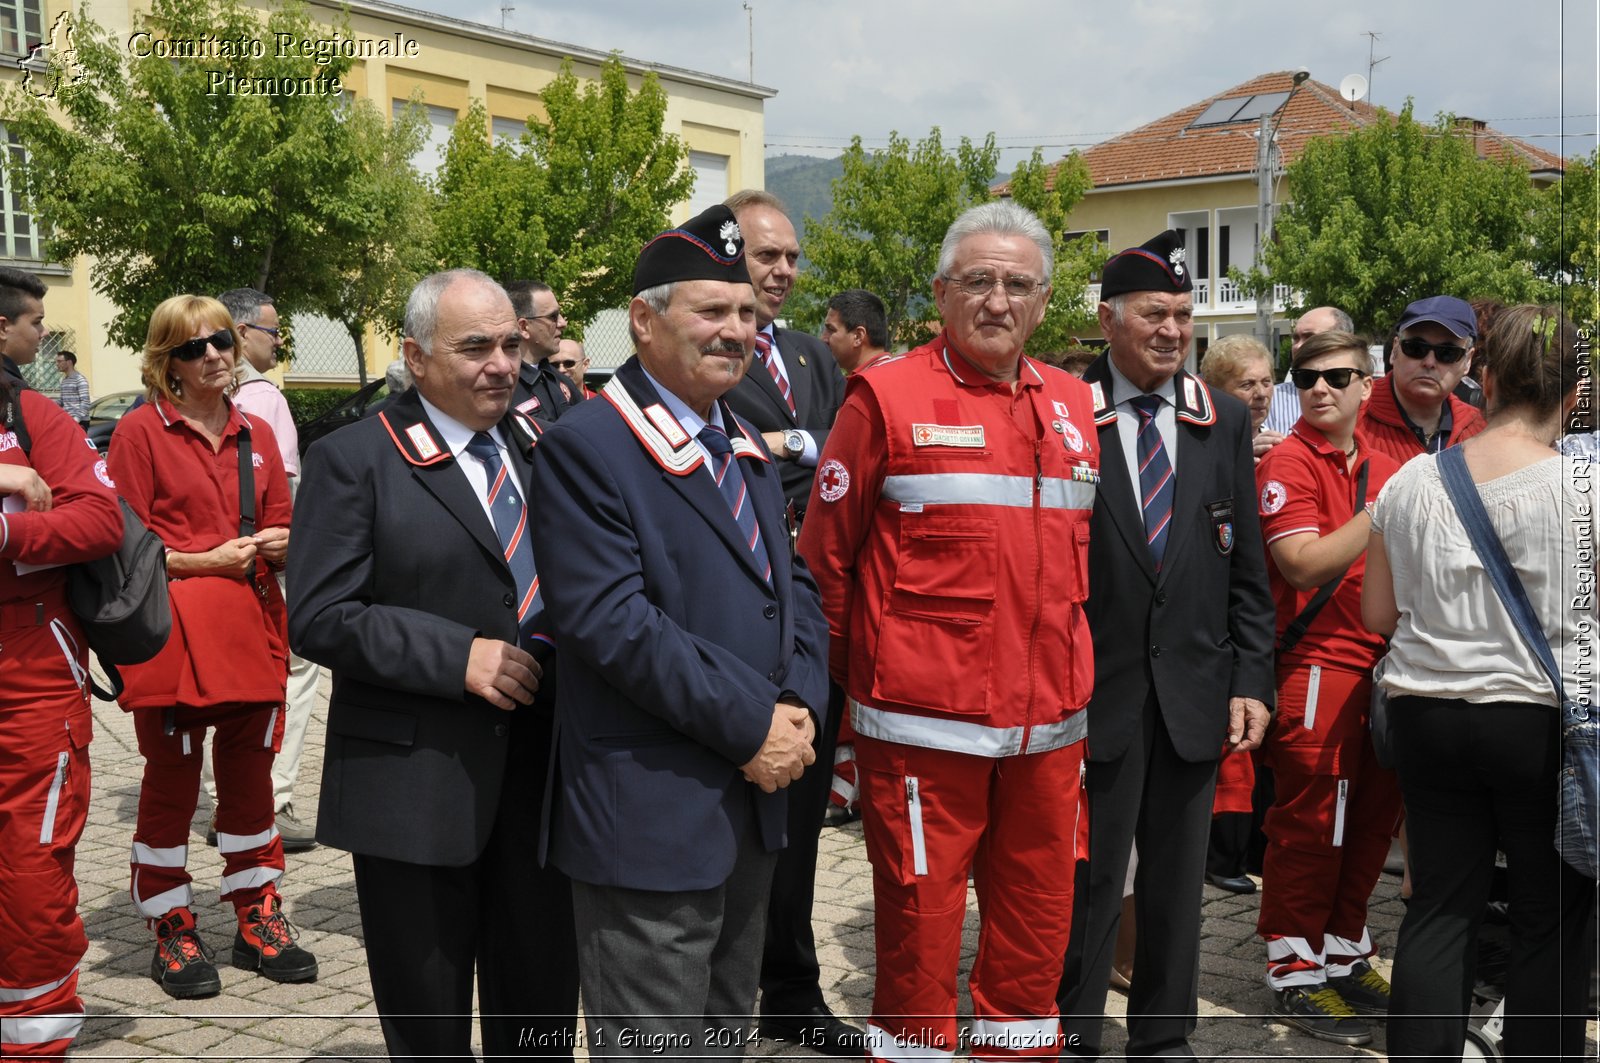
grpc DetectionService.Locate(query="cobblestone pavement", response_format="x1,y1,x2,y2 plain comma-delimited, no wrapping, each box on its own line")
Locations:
68,677,1593,1060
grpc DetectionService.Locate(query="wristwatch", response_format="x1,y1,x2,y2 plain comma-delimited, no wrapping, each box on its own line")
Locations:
783,429,805,460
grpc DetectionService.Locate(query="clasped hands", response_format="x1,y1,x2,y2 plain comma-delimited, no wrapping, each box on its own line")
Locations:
741,701,816,792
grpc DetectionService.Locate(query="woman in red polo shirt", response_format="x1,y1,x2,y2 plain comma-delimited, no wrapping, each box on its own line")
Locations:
1253,330,1401,1045
108,295,316,1000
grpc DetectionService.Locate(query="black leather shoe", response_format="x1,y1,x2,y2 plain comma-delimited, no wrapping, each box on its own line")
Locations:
1205,872,1257,894
759,1005,865,1057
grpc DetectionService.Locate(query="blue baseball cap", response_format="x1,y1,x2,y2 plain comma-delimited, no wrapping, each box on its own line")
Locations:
1396,296,1476,340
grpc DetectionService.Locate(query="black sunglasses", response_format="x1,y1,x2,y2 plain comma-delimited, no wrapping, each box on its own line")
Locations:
1397,337,1469,364
168,329,235,362
1290,366,1367,390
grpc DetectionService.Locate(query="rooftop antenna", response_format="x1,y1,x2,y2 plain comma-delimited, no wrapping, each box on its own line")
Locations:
742,2,753,83
500,0,513,30
1363,31,1389,104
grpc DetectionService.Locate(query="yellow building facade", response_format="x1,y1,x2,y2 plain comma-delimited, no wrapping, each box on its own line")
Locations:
1,0,772,395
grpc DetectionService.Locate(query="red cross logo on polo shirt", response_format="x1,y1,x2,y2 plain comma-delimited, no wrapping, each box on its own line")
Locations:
915,426,933,444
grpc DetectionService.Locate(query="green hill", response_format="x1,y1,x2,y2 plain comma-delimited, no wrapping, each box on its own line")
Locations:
765,153,842,252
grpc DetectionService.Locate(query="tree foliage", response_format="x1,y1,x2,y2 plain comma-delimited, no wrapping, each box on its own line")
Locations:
788,129,998,349
1531,148,1598,332
432,56,693,332
790,131,1102,353
1,0,431,353
1006,149,1106,352
1257,101,1554,334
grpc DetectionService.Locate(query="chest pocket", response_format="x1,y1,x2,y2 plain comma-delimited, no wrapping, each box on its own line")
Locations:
871,513,997,715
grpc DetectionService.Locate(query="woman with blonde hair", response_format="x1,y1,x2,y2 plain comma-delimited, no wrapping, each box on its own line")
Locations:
1200,334,1285,461
108,295,316,999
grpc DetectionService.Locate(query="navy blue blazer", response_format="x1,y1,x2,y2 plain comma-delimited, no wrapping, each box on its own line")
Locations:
529,357,830,892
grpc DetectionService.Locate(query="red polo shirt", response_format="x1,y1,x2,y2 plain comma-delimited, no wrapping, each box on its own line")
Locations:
1256,422,1399,671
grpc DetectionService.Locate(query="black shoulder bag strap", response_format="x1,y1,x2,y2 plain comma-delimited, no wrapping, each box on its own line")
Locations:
1277,459,1370,655
236,419,263,597
1436,446,1568,707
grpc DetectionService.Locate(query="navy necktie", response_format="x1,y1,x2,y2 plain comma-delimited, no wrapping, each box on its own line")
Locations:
464,432,548,651
698,424,772,584
1131,395,1174,569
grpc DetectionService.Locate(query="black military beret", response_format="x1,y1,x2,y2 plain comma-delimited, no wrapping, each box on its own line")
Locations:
633,204,752,294
1100,229,1194,300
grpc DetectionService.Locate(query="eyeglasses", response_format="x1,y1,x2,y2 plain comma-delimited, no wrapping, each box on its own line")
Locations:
942,273,1048,300
1290,366,1367,390
243,323,282,338
527,310,564,324
168,330,235,362
1397,337,1469,364
549,359,578,370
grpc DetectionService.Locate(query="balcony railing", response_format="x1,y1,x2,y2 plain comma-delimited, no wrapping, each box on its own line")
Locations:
1080,281,1300,313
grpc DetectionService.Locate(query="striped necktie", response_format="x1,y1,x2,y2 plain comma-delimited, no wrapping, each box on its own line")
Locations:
698,424,772,584
1130,395,1174,569
464,432,548,651
754,332,796,417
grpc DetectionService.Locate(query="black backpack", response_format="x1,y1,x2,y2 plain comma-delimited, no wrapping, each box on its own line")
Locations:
6,390,171,697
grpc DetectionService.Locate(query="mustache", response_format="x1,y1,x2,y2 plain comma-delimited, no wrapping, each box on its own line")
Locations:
700,340,748,357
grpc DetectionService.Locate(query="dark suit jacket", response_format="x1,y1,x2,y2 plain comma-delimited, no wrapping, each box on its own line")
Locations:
528,357,830,893
1080,355,1276,763
512,359,577,423
723,326,845,506
288,388,547,867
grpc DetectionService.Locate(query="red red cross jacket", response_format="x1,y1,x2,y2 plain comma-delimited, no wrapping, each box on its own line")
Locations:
798,335,1100,756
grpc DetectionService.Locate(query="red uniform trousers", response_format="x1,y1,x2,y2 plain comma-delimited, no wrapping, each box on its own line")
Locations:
0,606,91,1059
129,703,285,921
1258,664,1401,987
856,733,1084,1063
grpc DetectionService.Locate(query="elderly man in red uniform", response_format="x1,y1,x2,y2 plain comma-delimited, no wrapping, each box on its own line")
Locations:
1360,296,1485,463
800,201,1098,1063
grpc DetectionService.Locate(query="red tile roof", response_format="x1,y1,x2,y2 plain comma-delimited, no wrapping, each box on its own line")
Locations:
1000,71,1566,193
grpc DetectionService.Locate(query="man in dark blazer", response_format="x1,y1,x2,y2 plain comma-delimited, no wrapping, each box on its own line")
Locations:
1056,231,1276,1063
529,204,828,1061
506,279,579,422
721,189,860,1055
289,268,577,1062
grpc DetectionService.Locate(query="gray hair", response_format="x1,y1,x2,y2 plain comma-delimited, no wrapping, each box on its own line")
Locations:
629,282,679,345
217,287,272,327
404,268,500,354
384,357,412,392
724,188,787,217
1103,293,1129,324
1299,306,1354,332
937,201,1053,281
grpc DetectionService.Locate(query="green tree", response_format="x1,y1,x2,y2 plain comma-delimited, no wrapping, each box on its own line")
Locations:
318,102,437,384
432,55,694,331
1006,148,1106,353
1255,101,1554,334
788,129,998,349
1532,148,1598,332
1,0,431,356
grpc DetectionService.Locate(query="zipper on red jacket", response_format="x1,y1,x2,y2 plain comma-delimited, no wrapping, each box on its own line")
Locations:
1024,440,1044,746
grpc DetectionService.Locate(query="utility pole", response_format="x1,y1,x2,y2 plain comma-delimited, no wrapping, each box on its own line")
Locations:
1255,69,1311,352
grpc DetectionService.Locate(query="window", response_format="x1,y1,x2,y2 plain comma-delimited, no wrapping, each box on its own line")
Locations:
0,0,43,57
393,101,457,181
685,151,729,218
0,124,39,260
491,116,526,147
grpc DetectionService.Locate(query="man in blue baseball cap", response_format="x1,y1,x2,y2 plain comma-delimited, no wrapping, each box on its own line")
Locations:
1360,296,1486,463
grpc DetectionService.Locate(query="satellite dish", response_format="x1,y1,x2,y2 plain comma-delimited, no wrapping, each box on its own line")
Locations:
1339,74,1369,102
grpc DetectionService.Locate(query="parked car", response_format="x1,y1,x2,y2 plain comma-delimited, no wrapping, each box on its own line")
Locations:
84,390,144,455
298,378,390,453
